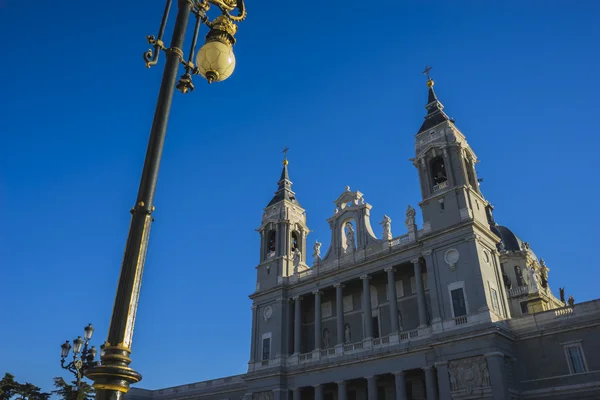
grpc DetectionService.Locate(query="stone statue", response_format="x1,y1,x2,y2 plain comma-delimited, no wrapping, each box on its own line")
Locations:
405,205,416,226
379,215,392,240
293,248,301,273
345,222,355,253
539,259,549,288
322,328,330,348
344,323,351,343
559,287,565,304
503,271,512,289
498,240,506,252
397,310,403,331
528,267,539,291
568,295,575,308
312,241,322,261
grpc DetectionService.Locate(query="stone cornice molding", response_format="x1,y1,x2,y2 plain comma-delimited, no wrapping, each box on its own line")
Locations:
484,351,505,358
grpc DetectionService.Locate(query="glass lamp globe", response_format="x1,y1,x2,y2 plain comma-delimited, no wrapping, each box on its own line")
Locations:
196,41,236,83
83,323,94,341
61,340,71,358
73,336,84,354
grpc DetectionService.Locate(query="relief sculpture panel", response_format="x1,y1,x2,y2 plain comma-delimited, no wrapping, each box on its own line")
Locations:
252,392,274,400
448,356,491,394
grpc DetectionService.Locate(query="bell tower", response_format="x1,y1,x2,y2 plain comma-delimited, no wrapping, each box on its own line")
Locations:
255,150,309,292
413,73,490,233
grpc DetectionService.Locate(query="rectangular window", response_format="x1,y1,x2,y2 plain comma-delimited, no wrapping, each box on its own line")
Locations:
451,288,467,317
563,343,587,374
343,295,353,312
520,301,529,315
396,280,404,298
489,284,500,314
410,276,416,294
261,336,271,360
321,301,332,318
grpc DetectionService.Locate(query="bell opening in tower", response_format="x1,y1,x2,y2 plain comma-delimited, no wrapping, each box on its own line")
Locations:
430,156,448,190
291,231,300,253
266,230,276,258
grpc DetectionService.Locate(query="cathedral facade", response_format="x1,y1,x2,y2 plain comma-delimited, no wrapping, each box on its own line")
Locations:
127,79,600,400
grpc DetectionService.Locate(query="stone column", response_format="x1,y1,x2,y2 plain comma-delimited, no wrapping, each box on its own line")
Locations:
314,384,323,400
485,352,509,400
249,305,257,362
393,371,407,400
274,389,283,400
385,267,399,333
245,393,253,400
434,362,451,400
335,283,345,345
413,258,428,328
292,388,301,400
422,251,442,322
366,376,377,400
314,290,322,349
423,366,438,400
361,275,373,339
336,381,347,400
294,296,302,354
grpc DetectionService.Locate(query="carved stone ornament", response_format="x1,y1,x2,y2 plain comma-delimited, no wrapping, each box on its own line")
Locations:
252,392,274,400
448,356,491,394
444,248,460,271
263,306,273,322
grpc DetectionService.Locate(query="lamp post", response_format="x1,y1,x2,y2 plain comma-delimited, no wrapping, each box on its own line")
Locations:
84,1,246,399
60,324,99,400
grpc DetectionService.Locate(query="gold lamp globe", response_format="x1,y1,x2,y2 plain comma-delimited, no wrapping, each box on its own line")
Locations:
196,41,236,83
196,15,238,84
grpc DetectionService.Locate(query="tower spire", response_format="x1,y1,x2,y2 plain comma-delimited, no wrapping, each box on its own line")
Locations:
266,147,300,207
417,66,451,134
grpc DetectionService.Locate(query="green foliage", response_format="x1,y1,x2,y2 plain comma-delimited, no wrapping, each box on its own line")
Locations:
0,373,50,400
51,377,94,400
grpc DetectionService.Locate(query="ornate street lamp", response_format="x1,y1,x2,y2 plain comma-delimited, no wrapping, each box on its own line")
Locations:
60,324,99,400
84,1,246,399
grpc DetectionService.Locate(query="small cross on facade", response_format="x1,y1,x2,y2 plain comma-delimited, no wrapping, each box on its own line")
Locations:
283,146,289,159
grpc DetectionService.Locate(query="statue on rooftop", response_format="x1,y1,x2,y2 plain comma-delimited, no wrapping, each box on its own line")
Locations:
312,241,321,261
379,215,392,240
405,205,416,226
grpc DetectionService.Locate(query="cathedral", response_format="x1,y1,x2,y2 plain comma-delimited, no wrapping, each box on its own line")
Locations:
127,78,600,400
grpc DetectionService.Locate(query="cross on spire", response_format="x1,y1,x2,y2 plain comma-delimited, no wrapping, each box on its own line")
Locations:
422,65,432,80
282,146,289,165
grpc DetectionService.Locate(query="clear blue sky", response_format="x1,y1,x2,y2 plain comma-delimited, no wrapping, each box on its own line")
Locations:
1,0,599,394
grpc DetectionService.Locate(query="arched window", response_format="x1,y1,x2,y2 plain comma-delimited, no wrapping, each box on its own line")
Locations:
430,156,448,186
291,231,300,253
514,265,525,287
266,230,276,258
